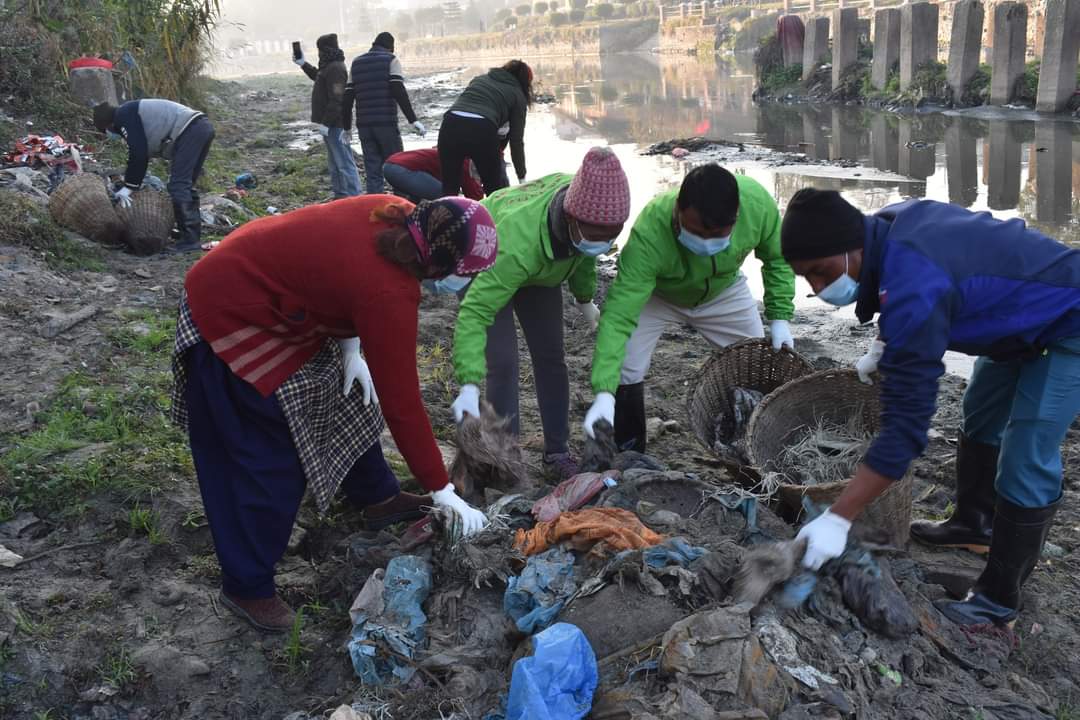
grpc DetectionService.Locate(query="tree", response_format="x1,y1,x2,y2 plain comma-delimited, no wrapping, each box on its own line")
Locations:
495,7,512,20
516,3,532,16
570,0,588,9
596,2,614,18
534,1,549,14
505,15,519,27
569,7,586,22
550,10,569,24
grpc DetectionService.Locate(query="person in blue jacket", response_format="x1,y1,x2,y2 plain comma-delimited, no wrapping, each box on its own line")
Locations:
779,188,1080,628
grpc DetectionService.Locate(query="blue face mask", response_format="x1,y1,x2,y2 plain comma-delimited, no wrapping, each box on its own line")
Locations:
425,273,472,295
570,221,614,257
678,227,731,257
106,129,122,141
816,253,860,306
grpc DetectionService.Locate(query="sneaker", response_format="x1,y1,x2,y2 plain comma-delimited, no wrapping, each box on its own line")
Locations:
361,491,431,531
543,453,580,481
219,590,295,633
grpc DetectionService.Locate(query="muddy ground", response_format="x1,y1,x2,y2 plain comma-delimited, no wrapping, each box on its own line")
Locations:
1,73,1079,720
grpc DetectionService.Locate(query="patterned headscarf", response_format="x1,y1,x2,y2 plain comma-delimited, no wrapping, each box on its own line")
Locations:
406,197,498,278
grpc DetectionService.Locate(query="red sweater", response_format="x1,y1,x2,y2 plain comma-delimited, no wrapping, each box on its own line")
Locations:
184,195,449,491
385,148,484,200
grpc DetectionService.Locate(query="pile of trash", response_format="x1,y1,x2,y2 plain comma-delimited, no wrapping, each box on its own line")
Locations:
2,134,86,173
711,386,765,465
765,415,872,488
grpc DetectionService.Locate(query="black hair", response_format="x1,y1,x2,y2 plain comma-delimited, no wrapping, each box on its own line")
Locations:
373,31,394,52
93,102,117,132
677,164,739,229
499,59,534,108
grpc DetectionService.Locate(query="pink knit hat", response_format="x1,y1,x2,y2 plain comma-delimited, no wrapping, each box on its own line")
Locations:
564,146,631,226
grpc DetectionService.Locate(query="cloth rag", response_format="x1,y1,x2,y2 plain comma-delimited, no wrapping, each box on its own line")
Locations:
513,507,664,556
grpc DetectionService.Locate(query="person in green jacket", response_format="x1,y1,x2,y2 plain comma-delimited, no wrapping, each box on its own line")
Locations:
452,147,631,479
583,164,797,452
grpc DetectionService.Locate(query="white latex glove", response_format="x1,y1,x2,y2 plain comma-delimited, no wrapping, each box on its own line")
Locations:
338,338,378,405
583,392,615,439
451,384,480,423
432,484,488,536
114,186,133,209
412,120,427,136
318,124,330,137
576,301,600,332
795,509,852,570
770,319,794,351
292,54,306,67
856,339,885,385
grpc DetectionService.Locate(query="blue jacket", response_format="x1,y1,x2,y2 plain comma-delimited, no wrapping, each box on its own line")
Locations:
349,46,415,128
854,199,1080,481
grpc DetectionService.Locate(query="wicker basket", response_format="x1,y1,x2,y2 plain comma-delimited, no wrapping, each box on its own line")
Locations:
686,338,815,476
116,190,175,256
745,368,913,547
48,173,125,246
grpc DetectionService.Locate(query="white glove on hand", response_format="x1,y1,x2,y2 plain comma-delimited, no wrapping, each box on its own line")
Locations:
451,384,480,423
318,124,330,137
412,120,427,136
795,510,852,570
576,301,601,332
338,338,378,405
770,319,794,351
292,54,306,67
583,392,616,439
856,339,885,385
114,187,133,209
432,484,488,536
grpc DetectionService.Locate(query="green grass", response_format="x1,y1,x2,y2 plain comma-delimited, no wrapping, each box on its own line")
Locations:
0,192,106,273
282,605,311,674
96,646,136,690
760,63,803,94
128,502,167,544
110,310,177,356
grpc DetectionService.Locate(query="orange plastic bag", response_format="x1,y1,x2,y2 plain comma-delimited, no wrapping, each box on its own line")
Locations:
514,507,664,557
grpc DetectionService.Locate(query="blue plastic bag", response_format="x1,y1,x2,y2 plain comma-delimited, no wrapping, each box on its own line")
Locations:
506,623,598,720
504,548,576,634
642,537,707,569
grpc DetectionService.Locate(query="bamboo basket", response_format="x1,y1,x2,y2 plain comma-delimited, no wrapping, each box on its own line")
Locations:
116,190,175,256
47,173,125,246
686,338,815,478
746,368,913,547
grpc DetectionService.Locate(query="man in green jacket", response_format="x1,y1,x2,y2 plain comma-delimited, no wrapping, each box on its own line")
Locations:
452,147,631,479
584,164,796,452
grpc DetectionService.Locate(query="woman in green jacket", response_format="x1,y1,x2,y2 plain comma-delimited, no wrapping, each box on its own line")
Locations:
451,147,631,479
438,59,533,198
584,164,797,452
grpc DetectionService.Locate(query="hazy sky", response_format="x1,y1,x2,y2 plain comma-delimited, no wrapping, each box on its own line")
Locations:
218,0,448,43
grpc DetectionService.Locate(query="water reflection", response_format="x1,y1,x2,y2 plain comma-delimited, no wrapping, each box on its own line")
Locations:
533,54,1080,245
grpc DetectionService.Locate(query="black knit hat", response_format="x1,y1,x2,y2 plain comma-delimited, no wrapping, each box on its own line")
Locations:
93,102,117,132
373,32,394,51
781,188,866,262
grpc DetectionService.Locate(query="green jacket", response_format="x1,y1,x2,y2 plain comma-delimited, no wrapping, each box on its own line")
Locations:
454,173,597,386
591,174,794,393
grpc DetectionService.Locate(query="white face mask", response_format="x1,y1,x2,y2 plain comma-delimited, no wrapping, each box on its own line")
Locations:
423,274,472,295
570,220,614,257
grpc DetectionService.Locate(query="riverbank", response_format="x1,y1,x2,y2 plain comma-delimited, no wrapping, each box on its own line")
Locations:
1,71,1079,719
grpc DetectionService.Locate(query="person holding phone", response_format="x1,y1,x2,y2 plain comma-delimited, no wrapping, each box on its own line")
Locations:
293,34,361,198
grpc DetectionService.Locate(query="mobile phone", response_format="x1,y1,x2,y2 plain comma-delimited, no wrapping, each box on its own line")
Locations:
292,41,302,61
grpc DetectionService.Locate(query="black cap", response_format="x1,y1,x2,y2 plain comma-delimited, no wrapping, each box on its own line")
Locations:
781,188,866,262
373,32,394,51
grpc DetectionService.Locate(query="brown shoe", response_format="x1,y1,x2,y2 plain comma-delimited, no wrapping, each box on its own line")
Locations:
361,491,431,531
219,590,295,633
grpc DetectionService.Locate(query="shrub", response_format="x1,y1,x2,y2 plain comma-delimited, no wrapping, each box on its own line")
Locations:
550,11,569,25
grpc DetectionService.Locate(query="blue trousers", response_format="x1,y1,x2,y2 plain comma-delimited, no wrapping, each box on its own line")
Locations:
324,127,361,198
184,341,399,599
383,162,442,201
356,125,403,194
961,337,1080,508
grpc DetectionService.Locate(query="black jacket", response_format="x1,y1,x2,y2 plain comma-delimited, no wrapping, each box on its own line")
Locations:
301,34,349,128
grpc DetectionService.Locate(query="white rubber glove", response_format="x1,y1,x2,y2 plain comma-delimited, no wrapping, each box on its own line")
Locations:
770,319,794,351
576,301,601,332
432,484,488,536
583,392,616,439
114,187,133,209
338,338,378,405
318,124,330,137
292,54,306,67
795,510,852,570
412,120,427,136
451,384,480,423
856,339,885,385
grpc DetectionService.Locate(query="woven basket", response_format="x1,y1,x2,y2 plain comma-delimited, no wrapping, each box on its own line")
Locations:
686,338,815,476
48,173,125,246
116,190,175,256
745,368,913,547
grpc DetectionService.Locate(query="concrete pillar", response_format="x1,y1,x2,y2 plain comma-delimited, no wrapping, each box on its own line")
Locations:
986,120,1022,210
899,2,939,92
780,16,806,67
803,16,830,81
1036,0,1080,113
872,8,902,90
947,0,985,101
832,8,859,89
831,108,860,160
1035,122,1074,222
802,108,830,160
783,0,792,13
898,118,936,180
809,0,818,13
870,114,900,172
990,2,1028,105
945,116,979,206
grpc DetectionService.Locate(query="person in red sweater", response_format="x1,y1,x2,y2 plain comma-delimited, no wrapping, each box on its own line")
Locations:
171,194,498,632
383,147,484,202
